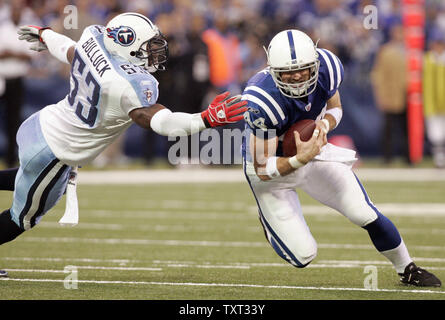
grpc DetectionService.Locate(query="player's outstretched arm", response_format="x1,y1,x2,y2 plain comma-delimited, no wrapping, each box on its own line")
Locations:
17,26,76,64
129,91,248,136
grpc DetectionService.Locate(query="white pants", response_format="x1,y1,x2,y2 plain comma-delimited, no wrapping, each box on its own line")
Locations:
244,148,378,267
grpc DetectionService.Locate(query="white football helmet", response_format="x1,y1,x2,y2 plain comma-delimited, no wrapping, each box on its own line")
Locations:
265,29,320,98
103,12,168,72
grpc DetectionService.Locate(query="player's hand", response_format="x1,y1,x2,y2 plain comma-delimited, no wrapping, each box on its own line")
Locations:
294,124,327,164
29,41,48,52
17,25,51,51
201,91,248,128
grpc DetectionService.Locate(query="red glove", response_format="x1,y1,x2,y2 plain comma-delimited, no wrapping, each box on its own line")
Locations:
17,25,52,52
18,25,52,43
201,92,248,128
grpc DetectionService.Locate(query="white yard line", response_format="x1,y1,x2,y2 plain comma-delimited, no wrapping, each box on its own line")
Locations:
18,236,445,251
4,266,162,272
1,257,134,264
43,203,445,225
75,168,445,184
2,257,444,271
1,277,444,295
10,264,445,272
58,200,445,215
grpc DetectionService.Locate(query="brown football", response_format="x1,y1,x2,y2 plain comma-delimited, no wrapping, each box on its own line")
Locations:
282,119,316,156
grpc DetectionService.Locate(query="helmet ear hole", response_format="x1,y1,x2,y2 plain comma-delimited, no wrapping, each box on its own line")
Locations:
130,51,136,56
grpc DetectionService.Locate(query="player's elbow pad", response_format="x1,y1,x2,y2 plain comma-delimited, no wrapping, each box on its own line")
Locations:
150,109,205,137
41,29,76,64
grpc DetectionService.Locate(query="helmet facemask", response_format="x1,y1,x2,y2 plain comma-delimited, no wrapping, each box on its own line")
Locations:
132,33,169,72
270,60,320,98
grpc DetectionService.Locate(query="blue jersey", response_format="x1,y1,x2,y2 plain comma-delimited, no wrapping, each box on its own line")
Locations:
242,48,344,161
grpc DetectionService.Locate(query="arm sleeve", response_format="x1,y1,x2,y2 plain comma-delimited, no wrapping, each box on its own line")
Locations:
40,29,76,64
150,109,206,137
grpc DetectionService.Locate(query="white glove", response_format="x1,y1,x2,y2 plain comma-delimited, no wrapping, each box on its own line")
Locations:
17,25,51,52
27,37,49,52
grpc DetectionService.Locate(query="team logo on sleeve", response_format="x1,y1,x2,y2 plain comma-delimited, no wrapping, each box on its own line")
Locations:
106,26,136,46
143,89,153,102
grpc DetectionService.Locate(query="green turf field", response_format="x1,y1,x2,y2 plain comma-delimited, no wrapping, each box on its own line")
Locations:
0,176,444,300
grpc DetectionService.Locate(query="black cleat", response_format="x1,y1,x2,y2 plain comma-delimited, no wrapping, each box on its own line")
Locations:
0,270,8,278
399,262,441,287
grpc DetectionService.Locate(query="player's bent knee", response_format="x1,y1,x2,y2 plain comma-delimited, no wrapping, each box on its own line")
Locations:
341,201,378,227
270,236,317,268
295,250,317,268
295,257,315,268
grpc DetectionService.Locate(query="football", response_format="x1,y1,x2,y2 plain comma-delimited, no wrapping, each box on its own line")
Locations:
282,119,316,156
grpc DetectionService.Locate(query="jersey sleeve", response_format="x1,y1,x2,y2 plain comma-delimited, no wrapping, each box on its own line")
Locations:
120,76,159,115
242,85,286,139
316,48,345,99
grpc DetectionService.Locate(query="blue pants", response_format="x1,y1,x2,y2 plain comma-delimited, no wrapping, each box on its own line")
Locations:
11,112,72,230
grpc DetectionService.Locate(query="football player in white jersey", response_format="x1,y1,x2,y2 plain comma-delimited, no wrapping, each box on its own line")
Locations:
0,12,247,275
241,29,441,287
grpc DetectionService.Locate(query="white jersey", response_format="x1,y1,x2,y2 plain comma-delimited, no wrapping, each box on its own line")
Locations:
39,25,159,166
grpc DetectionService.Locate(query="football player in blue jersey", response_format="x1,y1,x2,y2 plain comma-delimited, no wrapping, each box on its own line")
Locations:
0,12,247,278
242,29,441,287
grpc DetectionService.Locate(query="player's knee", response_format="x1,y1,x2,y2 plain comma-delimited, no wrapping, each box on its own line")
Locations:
270,237,317,268
295,249,317,268
341,201,378,227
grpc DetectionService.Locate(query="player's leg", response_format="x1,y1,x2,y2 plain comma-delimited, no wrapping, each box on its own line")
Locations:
300,161,441,286
301,160,409,269
0,112,71,244
244,164,317,267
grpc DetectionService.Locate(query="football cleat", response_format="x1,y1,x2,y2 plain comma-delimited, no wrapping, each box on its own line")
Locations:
399,262,441,287
0,270,8,278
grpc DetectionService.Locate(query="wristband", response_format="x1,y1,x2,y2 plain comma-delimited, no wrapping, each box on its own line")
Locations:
325,108,342,129
265,157,281,178
288,156,304,169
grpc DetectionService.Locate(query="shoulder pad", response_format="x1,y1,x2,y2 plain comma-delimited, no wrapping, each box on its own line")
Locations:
317,48,344,95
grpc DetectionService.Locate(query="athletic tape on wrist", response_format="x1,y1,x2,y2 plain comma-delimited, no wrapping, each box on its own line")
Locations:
325,108,342,129
288,156,304,169
265,157,281,178
320,118,330,133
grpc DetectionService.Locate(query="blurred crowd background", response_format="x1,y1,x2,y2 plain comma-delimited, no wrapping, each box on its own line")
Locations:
0,0,444,168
